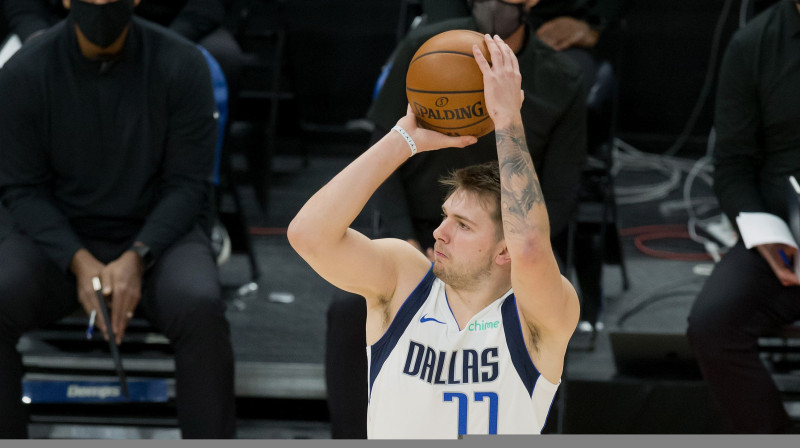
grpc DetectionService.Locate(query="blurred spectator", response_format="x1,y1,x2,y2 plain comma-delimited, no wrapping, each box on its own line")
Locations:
0,0,235,438
687,0,800,434
3,0,243,96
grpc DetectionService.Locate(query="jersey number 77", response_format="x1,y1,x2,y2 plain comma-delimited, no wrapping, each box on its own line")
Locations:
443,391,499,435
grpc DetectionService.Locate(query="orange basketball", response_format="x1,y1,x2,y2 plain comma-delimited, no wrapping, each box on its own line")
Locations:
406,30,493,137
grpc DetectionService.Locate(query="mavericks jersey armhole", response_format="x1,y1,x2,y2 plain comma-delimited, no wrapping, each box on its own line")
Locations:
501,295,538,396
368,265,436,395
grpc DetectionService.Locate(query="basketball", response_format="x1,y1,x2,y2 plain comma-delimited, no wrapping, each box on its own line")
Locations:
406,30,493,138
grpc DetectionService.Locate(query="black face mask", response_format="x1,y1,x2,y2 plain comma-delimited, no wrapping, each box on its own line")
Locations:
469,0,526,40
71,0,134,48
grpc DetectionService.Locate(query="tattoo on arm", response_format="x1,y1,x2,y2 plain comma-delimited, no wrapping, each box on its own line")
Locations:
496,124,545,236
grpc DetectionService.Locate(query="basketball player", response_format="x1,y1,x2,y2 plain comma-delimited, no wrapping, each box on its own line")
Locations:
289,34,579,438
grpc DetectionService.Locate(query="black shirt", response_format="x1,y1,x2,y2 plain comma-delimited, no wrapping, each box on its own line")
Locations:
713,0,800,229
3,0,224,43
0,17,217,271
368,17,587,248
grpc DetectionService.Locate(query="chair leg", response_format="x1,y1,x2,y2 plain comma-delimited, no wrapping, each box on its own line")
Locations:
604,174,630,290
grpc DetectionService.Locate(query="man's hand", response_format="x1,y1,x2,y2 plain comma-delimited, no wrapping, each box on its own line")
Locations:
395,105,477,154
755,243,800,287
472,34,524,129
536,17,599,51
102,250,144,345
71,249,109,337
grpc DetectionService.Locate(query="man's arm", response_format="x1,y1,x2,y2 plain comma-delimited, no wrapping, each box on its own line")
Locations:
474,34,579,376
713,33,799,287
169,0,225,43
534,0,626,51
288,109,475,308
713,36,765,227
0,54,113,338
132,47,216,258
370,126,429,252
537,77,588,239
0,58,84,273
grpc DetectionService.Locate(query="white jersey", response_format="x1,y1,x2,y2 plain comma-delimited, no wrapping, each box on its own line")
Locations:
366,267,560,439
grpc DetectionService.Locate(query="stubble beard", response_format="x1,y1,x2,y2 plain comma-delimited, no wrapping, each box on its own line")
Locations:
433,256,493,290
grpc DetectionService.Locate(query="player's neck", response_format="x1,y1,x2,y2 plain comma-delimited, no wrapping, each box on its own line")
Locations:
445,277,512,329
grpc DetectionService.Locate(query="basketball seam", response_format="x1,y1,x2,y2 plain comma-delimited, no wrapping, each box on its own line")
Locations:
410,50,476,65
417,115,492,131
406,87,483,94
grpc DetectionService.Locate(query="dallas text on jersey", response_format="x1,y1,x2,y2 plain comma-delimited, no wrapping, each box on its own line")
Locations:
402,340,499,385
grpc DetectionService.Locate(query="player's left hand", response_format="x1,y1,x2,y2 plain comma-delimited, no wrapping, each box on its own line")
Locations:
396,105,477,153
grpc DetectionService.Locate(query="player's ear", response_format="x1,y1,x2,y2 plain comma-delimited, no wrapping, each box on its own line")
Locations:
495,244,511,266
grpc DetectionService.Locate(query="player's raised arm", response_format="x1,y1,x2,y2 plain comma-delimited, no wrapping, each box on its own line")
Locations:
473,35,579,346
287,107,476,305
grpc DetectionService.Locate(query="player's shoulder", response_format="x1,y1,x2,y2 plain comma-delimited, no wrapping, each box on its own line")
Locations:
373,238,431,270
372,238,432,295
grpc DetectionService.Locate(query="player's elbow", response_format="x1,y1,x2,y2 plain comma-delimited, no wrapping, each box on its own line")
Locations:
287,215,316,256
509,232,551,265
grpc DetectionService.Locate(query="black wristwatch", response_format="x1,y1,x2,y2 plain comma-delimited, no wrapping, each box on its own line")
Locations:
130,243,155,271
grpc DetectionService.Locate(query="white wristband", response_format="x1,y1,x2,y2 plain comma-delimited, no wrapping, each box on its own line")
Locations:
392,125,417,157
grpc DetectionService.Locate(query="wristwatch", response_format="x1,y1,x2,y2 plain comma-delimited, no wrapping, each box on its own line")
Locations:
130,243,155,271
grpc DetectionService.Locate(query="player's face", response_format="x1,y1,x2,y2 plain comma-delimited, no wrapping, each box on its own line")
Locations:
432,190,504,289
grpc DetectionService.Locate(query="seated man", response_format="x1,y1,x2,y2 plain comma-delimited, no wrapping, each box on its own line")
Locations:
0,0,235,438
687,0,800,434
3,0,242,95
324,0,586,438
419,0,626,89
289,34,580,438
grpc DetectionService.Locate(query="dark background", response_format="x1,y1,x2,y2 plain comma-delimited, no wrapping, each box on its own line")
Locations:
0,0,761,155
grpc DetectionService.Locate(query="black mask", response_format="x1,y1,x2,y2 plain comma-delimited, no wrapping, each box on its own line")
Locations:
71,0,134,48
469,0,526,40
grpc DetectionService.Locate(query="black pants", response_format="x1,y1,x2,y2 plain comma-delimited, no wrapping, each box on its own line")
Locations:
687,241,800,433
0,226,236,439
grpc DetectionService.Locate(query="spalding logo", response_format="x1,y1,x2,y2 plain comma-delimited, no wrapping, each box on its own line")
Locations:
435,97,449,107
413,101,486,121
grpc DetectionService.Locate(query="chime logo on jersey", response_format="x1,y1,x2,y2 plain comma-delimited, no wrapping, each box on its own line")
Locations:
402,341,499,385
468,319,499,332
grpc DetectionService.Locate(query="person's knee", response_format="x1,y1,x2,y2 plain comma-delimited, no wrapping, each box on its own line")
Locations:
0,278,38,343
687,293,733,353
156,286,228,342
